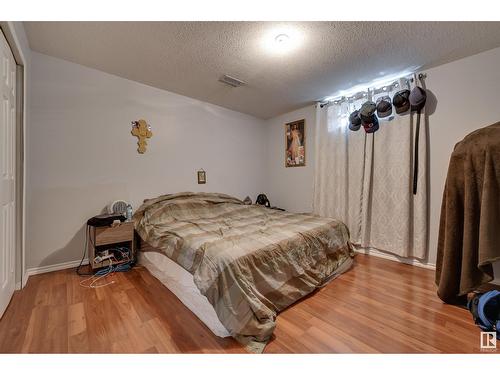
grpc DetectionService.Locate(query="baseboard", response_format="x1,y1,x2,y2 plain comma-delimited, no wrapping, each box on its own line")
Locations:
24,259,89,285
22,270,28,288
15,270,29,290
355,247,436,270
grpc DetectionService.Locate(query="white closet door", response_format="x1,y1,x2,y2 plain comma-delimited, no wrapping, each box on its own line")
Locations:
0,29,16,318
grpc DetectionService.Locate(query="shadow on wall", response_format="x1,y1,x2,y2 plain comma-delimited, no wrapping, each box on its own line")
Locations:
425,89,438,116
39,223,87,267
38,204,113,268
26,184,131,269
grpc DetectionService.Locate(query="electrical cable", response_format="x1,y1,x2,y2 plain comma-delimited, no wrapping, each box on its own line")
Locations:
89,264,115,288
79,256,134,289
80,258,116,288
76,224,93,276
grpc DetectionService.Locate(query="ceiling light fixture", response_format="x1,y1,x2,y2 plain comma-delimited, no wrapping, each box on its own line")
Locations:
275,34,289,44
262,26,303,55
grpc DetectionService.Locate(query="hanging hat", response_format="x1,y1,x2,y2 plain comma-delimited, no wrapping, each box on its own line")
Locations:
349,109,362,131
362,114,379,134
359,101,377,123
392,89,410,114
409,86,427,111
376,96,392,118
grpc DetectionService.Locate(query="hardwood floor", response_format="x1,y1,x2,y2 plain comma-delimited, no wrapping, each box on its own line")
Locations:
0,254,487,353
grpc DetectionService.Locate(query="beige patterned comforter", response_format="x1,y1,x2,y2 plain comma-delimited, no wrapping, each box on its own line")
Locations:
134,192,354,352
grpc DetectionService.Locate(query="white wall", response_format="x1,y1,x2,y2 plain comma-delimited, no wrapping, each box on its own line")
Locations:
27,52,266,269
264,105,316,213
265,46,500,269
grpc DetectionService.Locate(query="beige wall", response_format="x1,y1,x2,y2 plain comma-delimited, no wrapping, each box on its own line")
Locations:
28,45,500,276
27,52,266,269
264,105,316,213
265,46,500,272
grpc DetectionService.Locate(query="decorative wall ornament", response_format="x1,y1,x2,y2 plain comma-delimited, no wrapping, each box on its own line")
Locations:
131,119,152,154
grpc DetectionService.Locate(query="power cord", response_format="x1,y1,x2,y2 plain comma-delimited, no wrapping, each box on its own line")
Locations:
79,258,116,288
79,256,134,289
76,224,93,276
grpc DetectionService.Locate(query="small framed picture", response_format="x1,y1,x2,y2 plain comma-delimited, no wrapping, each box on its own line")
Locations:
285,119,305,167
197,169,206,184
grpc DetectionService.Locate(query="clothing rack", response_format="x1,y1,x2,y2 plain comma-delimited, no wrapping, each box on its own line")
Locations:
319,72,427,107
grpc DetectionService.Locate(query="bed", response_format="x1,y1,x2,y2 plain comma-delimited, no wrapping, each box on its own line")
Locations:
134,192,354,352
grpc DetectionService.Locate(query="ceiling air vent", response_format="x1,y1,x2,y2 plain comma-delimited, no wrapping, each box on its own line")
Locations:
218,74,246,88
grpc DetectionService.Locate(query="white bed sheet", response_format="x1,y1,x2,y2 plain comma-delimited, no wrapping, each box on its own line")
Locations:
139,251,231,338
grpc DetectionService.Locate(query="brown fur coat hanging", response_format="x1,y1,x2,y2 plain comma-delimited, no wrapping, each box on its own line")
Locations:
436,122,500,303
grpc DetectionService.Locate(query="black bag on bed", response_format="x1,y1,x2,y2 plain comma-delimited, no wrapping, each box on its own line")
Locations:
256,194,271,208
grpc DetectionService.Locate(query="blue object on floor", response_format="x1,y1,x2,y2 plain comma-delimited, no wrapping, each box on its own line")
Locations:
468,290,500,333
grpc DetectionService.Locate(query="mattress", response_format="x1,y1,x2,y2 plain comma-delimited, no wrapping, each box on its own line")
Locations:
138,251,230,338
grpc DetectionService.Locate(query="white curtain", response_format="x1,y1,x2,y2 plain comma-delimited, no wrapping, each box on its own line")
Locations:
313,77,428,259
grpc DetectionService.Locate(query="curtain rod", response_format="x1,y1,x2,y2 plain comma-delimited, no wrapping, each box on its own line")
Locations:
318,72,427,108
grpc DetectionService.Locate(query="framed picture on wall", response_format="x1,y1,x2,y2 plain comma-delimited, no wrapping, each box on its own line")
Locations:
197,169,206,184
285,119,305,167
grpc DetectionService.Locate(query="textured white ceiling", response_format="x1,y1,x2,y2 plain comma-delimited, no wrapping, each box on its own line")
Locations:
24,21,500,119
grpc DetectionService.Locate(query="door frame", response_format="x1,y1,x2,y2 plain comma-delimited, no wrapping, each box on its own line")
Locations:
0,22,27,290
